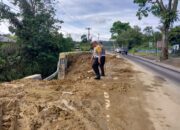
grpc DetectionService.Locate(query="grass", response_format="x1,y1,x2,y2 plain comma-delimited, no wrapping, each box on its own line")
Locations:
80,43,91,51
131,51,160,60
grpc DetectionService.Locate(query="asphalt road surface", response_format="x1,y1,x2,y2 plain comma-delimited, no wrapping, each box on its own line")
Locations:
123,54,180,85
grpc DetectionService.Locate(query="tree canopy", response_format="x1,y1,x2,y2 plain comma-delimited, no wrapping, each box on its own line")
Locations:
169,26,180,46
0,0,74,81
110,21,131,39
110,21,143,49
134,0,179,59
81,34,88,43
110,21,164,50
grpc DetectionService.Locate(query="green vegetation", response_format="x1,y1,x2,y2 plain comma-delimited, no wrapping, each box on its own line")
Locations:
80,43,91,51
111,21,140,48
110,20,179,57
81,34,88,43
169,26,180,56
79,34,91,51
133,0,179,60
0,0,74,81
110,21,151,49
169,26,180,46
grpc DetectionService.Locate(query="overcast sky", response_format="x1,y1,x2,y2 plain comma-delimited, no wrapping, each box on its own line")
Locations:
0,0,179,41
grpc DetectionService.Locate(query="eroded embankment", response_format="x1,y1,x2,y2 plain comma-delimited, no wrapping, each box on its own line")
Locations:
0,54,154,130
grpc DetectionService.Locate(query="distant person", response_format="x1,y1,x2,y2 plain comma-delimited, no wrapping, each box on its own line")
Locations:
99,41,106,76
91,41,102,80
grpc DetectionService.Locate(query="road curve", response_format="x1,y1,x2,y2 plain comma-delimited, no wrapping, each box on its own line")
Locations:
123,54,180,85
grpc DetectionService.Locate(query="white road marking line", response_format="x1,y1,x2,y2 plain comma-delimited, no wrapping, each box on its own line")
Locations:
104,91,111,124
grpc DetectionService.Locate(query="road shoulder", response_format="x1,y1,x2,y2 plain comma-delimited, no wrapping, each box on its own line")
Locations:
126,57,180,130
129,54,180,73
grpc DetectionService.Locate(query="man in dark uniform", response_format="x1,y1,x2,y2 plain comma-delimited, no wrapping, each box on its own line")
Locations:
91,41,102,80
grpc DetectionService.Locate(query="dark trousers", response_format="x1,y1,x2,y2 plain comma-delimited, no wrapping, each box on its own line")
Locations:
92,58,100,78
100,56,106,76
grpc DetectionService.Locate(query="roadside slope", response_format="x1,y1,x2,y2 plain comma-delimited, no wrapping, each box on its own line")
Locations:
1,54,179,130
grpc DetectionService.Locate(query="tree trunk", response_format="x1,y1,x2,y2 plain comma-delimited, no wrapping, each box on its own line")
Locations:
161,28,169,60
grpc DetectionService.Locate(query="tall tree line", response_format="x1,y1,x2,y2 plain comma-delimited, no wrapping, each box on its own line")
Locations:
0,0,74,81
110,21,162,49
110,20,179,53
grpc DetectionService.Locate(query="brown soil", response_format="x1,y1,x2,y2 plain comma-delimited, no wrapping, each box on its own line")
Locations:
0,54,158,130
162,57,180,68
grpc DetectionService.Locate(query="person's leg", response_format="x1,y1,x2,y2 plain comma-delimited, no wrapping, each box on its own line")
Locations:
92,58,100,79
100,56,105,76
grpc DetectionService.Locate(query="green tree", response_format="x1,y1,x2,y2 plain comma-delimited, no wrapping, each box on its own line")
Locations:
143,26,153,36
110,22,143,49
143,26,154,47
134,0,179,59
81,34,88,43
129,26,143,48
153,31,162,43
64,36,74,51
169,26,180,45
133,25,141,32
0,0,73,81
110,21,131,39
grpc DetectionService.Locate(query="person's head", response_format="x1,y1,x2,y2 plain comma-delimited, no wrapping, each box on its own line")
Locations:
99,41,103,45
91,41,98,48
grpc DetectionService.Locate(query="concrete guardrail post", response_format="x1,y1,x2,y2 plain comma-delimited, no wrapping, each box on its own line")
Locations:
58,53,68,80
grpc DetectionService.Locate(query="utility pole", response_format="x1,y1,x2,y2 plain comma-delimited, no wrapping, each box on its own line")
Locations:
98,33,100,41
86,27,91,41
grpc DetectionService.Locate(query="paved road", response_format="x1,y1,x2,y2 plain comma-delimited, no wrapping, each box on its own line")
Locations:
123,54,180,85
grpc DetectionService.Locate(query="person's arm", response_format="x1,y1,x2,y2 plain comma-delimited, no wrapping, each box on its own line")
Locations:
90,55,93,64
97,47,102,64
98,54,101,64
90,49,94,64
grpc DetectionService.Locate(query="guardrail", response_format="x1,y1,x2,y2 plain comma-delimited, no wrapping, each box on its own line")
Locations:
23,74,42,80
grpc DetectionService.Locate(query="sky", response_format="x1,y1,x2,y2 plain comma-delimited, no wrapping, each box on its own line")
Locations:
0,0,180,41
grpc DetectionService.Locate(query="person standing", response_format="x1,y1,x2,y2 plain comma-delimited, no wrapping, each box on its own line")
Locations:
91,41,102,80
99,41,106,76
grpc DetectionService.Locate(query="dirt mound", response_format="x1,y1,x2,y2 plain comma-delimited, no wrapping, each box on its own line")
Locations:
0,54,154,130
66,53,93,81
0,79,97,130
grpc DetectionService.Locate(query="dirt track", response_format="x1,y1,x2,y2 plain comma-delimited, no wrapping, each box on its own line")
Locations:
0,54,180,130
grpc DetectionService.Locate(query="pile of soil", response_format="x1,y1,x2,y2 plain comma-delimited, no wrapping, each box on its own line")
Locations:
0,54,154,130
66,53,93,81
